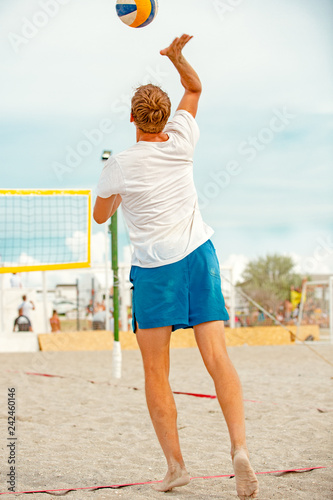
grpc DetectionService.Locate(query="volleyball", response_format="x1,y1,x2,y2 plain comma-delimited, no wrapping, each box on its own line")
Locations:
116,0,158,28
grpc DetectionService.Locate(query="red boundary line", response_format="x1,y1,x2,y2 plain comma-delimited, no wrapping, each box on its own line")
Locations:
5,373,266,403
174,391,267,404
173,390,217,399
0,467,327,495
7,372,333,412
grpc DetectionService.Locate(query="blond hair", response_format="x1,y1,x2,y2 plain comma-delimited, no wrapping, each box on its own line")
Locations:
131,84,171,134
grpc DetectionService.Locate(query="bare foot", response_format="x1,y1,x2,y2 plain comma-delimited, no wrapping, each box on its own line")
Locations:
232,448,259,499
152,465,190,492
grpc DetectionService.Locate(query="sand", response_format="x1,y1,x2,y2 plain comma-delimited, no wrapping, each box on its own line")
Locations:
0,344,332,499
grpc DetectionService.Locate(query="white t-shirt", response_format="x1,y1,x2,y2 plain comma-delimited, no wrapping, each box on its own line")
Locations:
19,301,34,319
96,110,213,268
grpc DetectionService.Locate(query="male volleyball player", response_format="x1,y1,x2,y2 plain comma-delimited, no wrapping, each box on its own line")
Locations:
94,34,259,500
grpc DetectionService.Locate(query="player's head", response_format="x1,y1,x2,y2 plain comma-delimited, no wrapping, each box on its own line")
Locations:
53,309,57,315
22,295,27,301
131,84,171,134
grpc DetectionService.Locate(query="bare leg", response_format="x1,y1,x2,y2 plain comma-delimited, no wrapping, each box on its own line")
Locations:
136,325,190,492
194,321,259,500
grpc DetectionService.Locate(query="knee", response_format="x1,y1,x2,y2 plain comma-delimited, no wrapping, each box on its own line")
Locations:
202,350,231,377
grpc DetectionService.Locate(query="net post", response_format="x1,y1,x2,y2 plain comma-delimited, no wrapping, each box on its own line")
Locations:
111,212,119,342
111,212,122,379
220,266,235,328
104,223,111,331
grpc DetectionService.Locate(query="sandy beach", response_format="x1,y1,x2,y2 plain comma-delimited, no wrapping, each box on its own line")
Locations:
0,343,332,499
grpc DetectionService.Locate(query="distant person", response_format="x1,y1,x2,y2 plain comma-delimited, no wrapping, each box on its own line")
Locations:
86,299,94,316
13,308,32,332
258,310,265,323
10,273,22,288
92,309,106,330
18,295,35,319
290,286,302,317
50,310,61,332
290,279,307,320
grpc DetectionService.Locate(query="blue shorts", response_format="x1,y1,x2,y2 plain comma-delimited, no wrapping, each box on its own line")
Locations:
129,239,229,332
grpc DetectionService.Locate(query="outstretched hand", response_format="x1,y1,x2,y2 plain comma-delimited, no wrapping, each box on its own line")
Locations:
160,34,193,61
160,33,201,118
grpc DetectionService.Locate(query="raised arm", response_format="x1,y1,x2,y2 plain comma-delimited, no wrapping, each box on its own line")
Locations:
160,34,202,118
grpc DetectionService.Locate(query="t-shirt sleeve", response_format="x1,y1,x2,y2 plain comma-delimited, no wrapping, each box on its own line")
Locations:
164,110,200,149
95,157,126,199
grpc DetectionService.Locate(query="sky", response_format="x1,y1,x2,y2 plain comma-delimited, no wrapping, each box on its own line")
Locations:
1,0,333,286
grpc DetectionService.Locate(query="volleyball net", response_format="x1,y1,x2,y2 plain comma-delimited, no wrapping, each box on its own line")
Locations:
0,190,91,273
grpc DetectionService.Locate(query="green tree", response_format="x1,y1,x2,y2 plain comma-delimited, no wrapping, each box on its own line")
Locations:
238,254,302,312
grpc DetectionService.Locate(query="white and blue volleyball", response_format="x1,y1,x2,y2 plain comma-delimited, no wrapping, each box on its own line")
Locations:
116,0,158,28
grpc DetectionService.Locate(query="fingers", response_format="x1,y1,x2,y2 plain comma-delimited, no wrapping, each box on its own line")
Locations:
174,34,193,50
179,34,193,47
160,34,193,57
181,34,193,42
